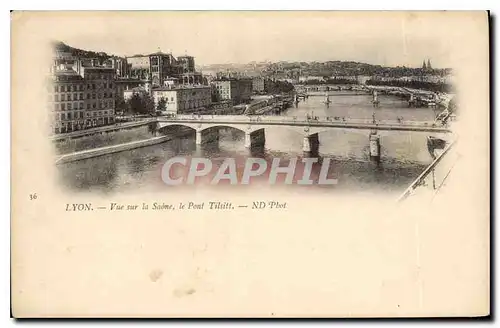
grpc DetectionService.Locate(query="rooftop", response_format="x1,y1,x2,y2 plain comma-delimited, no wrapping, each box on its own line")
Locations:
153,84,210,91
124,86,148,93
83,66,115,71
53,69,81,77
115,78,144,83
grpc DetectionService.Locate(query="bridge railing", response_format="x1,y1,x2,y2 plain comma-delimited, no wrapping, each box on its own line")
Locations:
397,138,459,203
161,115,439,127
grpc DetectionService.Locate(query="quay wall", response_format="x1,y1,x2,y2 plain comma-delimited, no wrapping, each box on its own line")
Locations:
55,135,172,165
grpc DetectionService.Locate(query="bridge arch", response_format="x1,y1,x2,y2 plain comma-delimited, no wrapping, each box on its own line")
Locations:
199,124,247,134
156,122,197,135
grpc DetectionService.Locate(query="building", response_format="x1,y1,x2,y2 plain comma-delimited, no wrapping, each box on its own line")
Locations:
126,52,183,87
152,85,211,114
252,77,266,93
80,66,116,125
115,79,144,101
123,86,150,101
178,72,204,85
49,63,116,134
212,78,253,105
127,55,152,81
49,67,86,134
149,51,180,87
104,57,131,78
125,50,205,87
177,55,195,73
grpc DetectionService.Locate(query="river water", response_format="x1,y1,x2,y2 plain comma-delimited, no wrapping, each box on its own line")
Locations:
57,92,442,196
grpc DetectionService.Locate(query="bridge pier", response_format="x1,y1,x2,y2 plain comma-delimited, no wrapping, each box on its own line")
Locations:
196,131,203,145
303,133,319,153
245,129,266,148
196,129,220,145
369,133,381,162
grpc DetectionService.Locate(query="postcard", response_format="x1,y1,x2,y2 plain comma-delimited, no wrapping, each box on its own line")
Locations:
11,11,490,317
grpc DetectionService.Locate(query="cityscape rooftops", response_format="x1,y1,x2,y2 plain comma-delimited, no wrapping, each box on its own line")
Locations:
83,66,115,71
152,84,210,91
125,86,149,93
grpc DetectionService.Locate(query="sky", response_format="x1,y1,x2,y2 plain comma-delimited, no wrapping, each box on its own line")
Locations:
42,11,487,68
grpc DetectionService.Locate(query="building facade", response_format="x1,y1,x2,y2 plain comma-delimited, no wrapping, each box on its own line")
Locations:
123,86,150,101
127,55,151,80
252,77,269,93
126,52,203,87
115,79,144,102
49,63,116,134
152,85,211,114
212,79,253,105
177,55,195,73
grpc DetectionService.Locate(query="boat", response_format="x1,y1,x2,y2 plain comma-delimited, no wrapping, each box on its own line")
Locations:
427,136,447,159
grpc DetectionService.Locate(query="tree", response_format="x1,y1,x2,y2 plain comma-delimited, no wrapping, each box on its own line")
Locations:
115,95,127,114
125,92,155,115
156,97,167,112
142,94,155,115
126,93,143,115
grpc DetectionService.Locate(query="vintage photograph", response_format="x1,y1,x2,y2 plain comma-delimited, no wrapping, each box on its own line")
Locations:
48,12,457,202
11,11,489,318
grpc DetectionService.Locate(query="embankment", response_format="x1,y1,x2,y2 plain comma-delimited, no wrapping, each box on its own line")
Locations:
55,135,173,165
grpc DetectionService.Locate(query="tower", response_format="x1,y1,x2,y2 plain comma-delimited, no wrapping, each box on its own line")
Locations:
422,60,427,70
427,59,432,70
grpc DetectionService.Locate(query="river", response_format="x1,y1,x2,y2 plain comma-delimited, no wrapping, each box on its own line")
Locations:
57,92,442,196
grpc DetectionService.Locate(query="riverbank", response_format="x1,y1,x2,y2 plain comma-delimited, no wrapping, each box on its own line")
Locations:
54,124,156,155
50,119,154,141
55,135,173,165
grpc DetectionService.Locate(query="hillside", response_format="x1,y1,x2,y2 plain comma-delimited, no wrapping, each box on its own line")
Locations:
52,41,112,60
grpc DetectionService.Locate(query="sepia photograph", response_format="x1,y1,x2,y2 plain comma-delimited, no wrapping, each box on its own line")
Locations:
10,10,490,318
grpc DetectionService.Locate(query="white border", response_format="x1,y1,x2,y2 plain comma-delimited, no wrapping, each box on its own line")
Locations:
4,1,496,326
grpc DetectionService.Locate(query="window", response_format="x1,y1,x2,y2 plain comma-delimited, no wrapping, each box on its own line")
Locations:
92,94,96,99
54,86,58,93
92,84,96,90
87,113,90,117
68,112,72,119
87,93,90,99
108,83,112,88
79,93,83,100
93,112,97,117
61,113,65,120
79,85,84,91
68,103,72,110
104,111,108,115
54,103,58,111
92,103,96,108
61,103,66,110
80,112,84,118
104,92,107,98
61,94,65,101
79,102,84,109
171,97,174,101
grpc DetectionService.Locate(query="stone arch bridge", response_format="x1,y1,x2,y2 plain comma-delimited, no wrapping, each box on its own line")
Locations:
153,115,451,153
